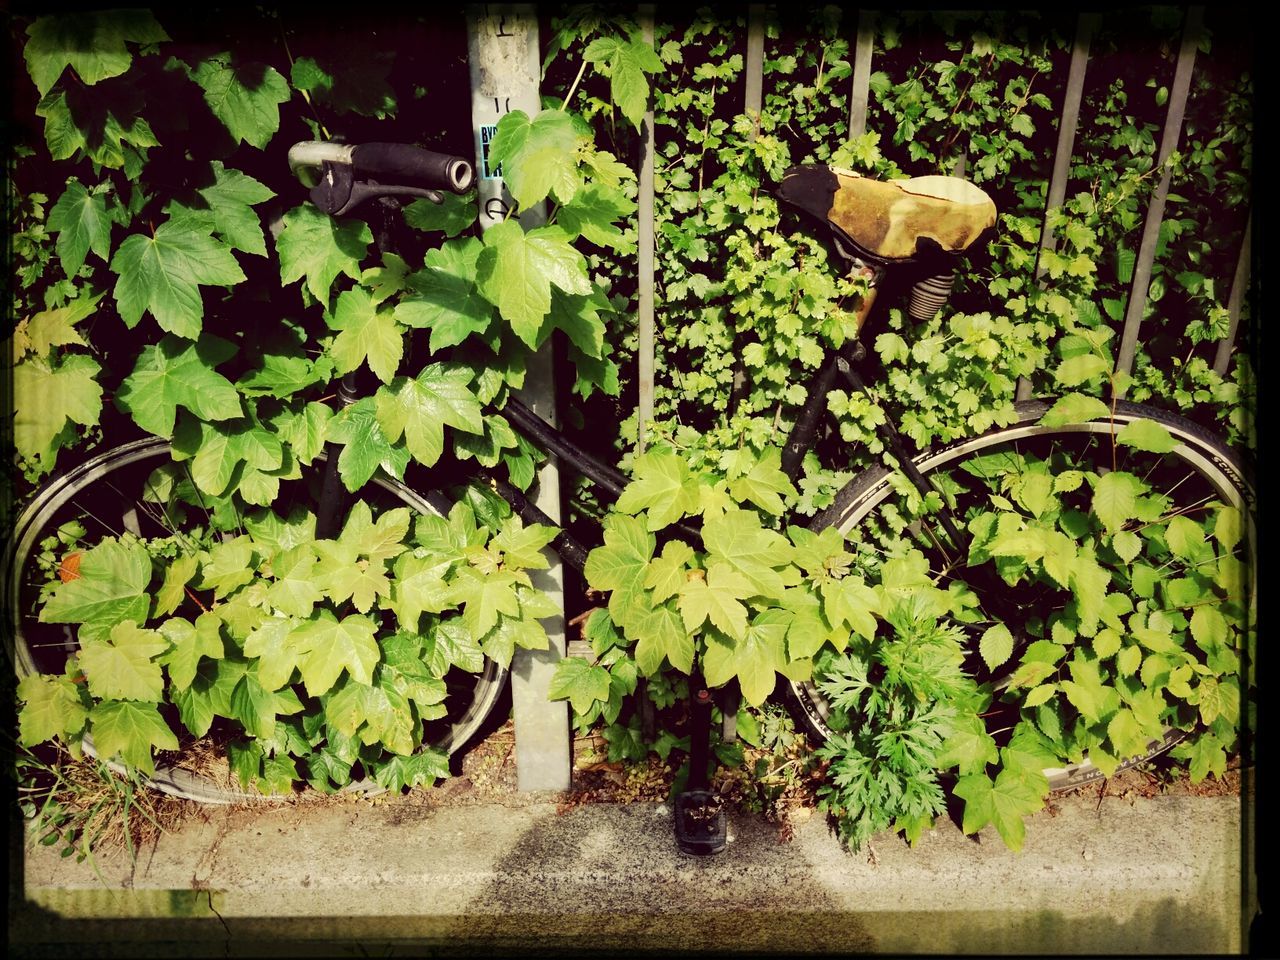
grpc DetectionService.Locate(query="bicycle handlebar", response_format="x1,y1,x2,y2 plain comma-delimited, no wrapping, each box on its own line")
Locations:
288,141,474,194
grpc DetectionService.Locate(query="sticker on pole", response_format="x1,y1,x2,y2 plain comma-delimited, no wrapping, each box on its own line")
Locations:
479,124,502,179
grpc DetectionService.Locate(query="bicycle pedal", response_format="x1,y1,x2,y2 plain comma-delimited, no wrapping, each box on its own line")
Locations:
674,789,727,856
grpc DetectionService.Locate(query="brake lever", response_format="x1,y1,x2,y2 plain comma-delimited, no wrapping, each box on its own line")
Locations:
309,160,444,216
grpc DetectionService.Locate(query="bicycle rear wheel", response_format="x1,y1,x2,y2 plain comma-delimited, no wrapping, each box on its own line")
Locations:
5,437,508,803
790,398,1255,792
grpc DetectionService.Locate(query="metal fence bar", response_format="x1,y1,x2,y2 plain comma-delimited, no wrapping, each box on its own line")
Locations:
1113,5,1203,392
744,4,765,120
1018,12,1097,401
636,4,657,454
1213,210,1252,376
848,9,876,140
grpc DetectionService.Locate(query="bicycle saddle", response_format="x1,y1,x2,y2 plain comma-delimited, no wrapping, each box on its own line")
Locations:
776,164,996,265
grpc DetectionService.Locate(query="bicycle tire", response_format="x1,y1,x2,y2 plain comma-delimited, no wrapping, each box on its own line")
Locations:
789,398,1255,793
5,437,509,804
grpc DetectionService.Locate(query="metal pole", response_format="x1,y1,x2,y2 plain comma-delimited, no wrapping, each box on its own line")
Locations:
466,3,570,791
847,10,876,140
1018,13,1096,401
1113,6,1203,393
636,5,656,454
1213,211,1252,376
744,5,766,122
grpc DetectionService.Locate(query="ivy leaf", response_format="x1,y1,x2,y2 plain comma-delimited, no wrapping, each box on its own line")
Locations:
476,221,592,346
14,354,103,470
18,674,89,747
1092,471,1142,534
48,180,113,276
79,622,168,702
189,54,291,149
548,657,612,714
678,564,751,641
615,449,702,530
325,397,409,491
374,362,485,467
40,538,151,627
24,11,168,96
583,32,664,130
953,769,1043,852
111,216,246,338
395,238,495,352
277,205,373,305
1115,418,1178,453
88,700,178,777
325,286,404,383
487,109,582,208
288,611,381,697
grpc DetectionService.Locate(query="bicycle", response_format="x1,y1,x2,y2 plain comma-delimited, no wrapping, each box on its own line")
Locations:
6,142,1256,853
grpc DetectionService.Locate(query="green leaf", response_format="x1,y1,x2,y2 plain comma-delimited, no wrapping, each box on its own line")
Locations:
487,109,582,208
111,216,246,338
18,673,89,747
169,161,276,257
15,297,97,358
493,518,557,571
556,182,637,251
24,11,167,96
79,622,168,702
701,508,790,600
373,750,451,792
702,614,786,706
645,541,695,604
548,657,612,714
1165,515,1206,561
678,564,751,641
389,555,452,633
197,536,257,598
404,192,477,238
583,515,655,634
615,449,701,530
396,238,494,351
1055,354,1110,387
158,614,225,691
277,205,373,305
264,546,324,618
48,180,112,276
116,334,242,438
326,286,403,383
14,354,103,469
1115,418,1178,453
1112,530,1142,564
979,623,1014,671
190,55,291,149
727,448,797,516
476,221,592,345
289,611,381,697
1106,708,1148,759
1213,506,1243,552
242,616,304,691
953,769,1043,852
631,603,693,675
583,33,664,129
88,700,178,777
375,362,485,467
936,714,999,775
40,538,151,627
1092,471,1142,534
325,397,409,491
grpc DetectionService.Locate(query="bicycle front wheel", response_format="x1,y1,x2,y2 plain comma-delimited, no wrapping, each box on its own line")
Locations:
5,437,508,804
790,398,1255,792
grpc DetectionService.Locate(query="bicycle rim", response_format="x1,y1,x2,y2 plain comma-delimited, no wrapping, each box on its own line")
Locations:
5,437,508,804
791,399,1255,792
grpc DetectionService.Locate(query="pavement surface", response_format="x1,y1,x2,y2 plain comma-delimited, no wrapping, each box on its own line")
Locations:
10,775,1257,958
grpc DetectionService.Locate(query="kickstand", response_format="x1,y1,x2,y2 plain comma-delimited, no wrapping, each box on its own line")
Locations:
674,672,727,856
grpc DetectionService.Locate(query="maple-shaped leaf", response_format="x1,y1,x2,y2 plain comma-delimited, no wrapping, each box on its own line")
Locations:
936,713,1000,775
14,353,103,470
197,535,257,598
180,416,284,497
644,541,696,604
314,538,391,614
450,567,521,642
953,769,1045,852
476,221,592,346
584,515,655,633
373,749,451,792
556,182,637,252
79,622,168,702
678,564,752,641
154,554,198,618
158,613,225,691
88,699,178,777
47,179,113,276
820,576,879,642
335,500,412,562
13,296,97,359
288,611,380,697
325,285,404,383
166,161,275,257
230,667,304,740
423,619,486,676
116,334,243,438
583,32,664,129
536,288,610,359
548,657,612,714
266,400,333,467
17,673,89,747
23,11,167,96
111,214,246,338
493,517,558,571
487,109,583,208
325,396,409,491
387,556,450,634
728,449,797,516
701,507,791,600
374,362,485,467
277,205,373,305
702,612,787,705
189,54,291,149
40,537,151,627
785,588,836,660
263,544,323,618
240,615,304,691
396,238,495,351
615,448,702,530
324,672,414,755
404,192,477,237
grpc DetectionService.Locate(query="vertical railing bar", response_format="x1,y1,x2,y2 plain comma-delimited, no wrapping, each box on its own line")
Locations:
636,4,657,454
847,9,876,140
1017,12,1097,402
1113,5,1203,393
744,4,766,123
1213,211,1251,376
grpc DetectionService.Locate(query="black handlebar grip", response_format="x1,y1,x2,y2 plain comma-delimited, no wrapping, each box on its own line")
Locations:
349,143,474,194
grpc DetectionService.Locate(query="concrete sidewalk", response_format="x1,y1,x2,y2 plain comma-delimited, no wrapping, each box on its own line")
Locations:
12,782,1255,957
